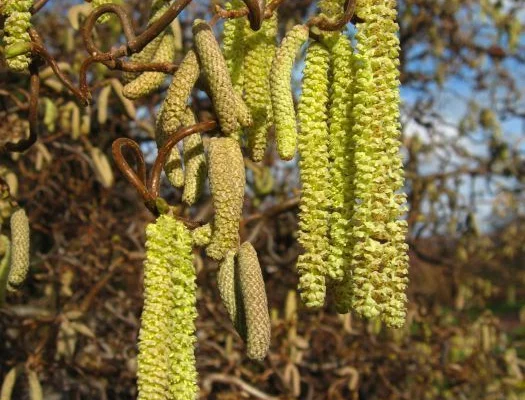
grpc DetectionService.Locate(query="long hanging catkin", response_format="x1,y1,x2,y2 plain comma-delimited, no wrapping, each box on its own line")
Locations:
270,25,309,161
347,0,409,328
243,13,277,162
222,0,247,93
296,42,331,308
138,215,197,400
2,0,32,72
156,50,200,188
193,20,251,137
205,137,245,260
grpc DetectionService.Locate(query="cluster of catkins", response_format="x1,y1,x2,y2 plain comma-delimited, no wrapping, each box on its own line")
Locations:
114,0,408,397
269,0,409,327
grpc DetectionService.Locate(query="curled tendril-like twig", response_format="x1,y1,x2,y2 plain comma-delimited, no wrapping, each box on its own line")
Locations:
112,121,217,218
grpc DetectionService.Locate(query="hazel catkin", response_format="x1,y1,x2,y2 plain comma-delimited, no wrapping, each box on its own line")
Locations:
193,20,251,136
243,13,277,162
181,109,207,206
6,208,30,292
123,30,175,100
0,235,11,305
205,137,245,260
270,25,309,160
296,41,331,308
237,242,270,360
2,0,32,72
138,215,197,400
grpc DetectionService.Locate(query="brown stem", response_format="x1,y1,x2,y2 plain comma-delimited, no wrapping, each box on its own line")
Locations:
149,120,218,197
306,0,356,31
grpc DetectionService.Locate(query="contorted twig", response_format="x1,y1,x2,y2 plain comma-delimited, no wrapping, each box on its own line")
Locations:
112,121,217,217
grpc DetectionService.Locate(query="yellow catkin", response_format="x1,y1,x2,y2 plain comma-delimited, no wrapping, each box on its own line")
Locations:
123,31,175,100
348,0,409,328
193,20,251,137
7,208,30,292
205,137,245,260
238,242,271,360
138,215,197,399
181,109,207,206
156,50,200,188
123,33,165,83
222,0,247,93
329,32,356,312
191,223,212,247
3,0,32,72
244,13,277,161
296,42,331,308
97,85,112,125
270,25,309,160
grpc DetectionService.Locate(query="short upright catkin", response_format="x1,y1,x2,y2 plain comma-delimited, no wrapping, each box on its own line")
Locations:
6,208,30,292
270,25,309,160
2,0,32,72
138,215,197,400
206,137,245,260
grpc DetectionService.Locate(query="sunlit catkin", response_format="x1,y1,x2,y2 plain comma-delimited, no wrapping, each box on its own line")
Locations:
238,242,270,360
138,215,197,400
270,25,309,160
243,13,277,161
123,30,175,100
191,223,212,247
7,208,30,292
193,20,250,136
348,0,409,328
205,137,245,260
157,50,200,188
222,0,247,93
217,251,243,334
296,42,331,308
3,0,32,72
181,109,206,206
123,33,165,83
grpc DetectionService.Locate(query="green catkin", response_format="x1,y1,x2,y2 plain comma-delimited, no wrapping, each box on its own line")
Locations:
330,33,357,312
238,242,271,360
3,0,32,72
296,42,331,308
193,20,251,137
205,137,245,261
244,13,277,162
157,51,200,188
191,223,212,247
222,0,247,93
138,215,197,400
326,33,355,288
6,209,30,292
270,25,309,161
0,235,11,306
123,33,165,83
348,0,409,328
123,30,175,100
217,251,243,333
182,109,207,205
